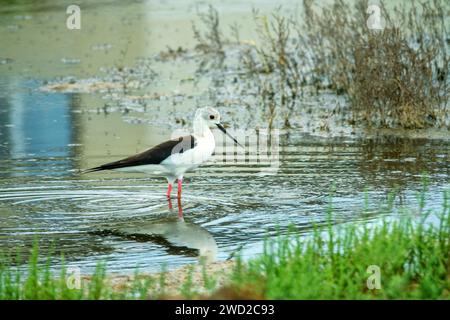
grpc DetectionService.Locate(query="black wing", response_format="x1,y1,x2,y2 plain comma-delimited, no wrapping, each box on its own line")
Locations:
84,135,196,173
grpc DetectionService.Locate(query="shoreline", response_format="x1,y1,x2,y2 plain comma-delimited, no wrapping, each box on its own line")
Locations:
84,260,237,298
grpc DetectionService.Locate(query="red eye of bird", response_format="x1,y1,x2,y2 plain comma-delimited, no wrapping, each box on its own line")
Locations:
209,115,215,120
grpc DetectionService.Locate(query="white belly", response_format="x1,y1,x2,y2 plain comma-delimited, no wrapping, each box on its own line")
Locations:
161,136,215,177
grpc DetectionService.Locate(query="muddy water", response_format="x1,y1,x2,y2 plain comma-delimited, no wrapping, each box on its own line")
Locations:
0,0,449,274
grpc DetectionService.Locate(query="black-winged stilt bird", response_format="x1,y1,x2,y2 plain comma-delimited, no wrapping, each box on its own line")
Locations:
85,107,242,199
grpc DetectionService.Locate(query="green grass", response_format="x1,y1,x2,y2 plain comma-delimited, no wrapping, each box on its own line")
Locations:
1,190,449,299
0,247,155,299
230,192,450,299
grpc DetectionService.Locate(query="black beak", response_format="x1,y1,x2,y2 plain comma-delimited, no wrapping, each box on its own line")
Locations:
216,123,244,148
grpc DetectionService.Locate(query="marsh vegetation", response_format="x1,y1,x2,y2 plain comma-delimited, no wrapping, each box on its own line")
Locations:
191,0,449,130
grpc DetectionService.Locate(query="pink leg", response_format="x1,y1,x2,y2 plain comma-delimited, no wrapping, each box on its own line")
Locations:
177,178,183,198
166,183,173,198
177,197,183,220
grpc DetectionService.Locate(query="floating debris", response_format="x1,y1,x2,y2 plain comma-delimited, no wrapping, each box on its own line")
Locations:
6,25,21,31
0,58,14,65
155,46,188,61
91,43,113,51
61,58,81,65
40,79,122,93
14,15,32,20
125,93,167,101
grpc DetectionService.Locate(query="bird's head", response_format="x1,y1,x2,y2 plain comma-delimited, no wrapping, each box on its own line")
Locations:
194,107,243,148
195,106,221,127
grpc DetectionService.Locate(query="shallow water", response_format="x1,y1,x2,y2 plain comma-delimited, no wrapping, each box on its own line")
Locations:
0,85,448,273
0,0,449,274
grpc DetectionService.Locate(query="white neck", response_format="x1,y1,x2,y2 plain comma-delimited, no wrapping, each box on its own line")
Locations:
193,116,212,138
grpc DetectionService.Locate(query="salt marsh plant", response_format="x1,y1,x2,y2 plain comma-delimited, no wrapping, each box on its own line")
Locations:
192,0,449,130
192,5,226,73
301,0,449,128
192,5,224,56
241,8,305,128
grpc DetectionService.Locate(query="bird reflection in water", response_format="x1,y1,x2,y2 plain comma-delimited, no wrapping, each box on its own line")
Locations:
100,198,217,262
